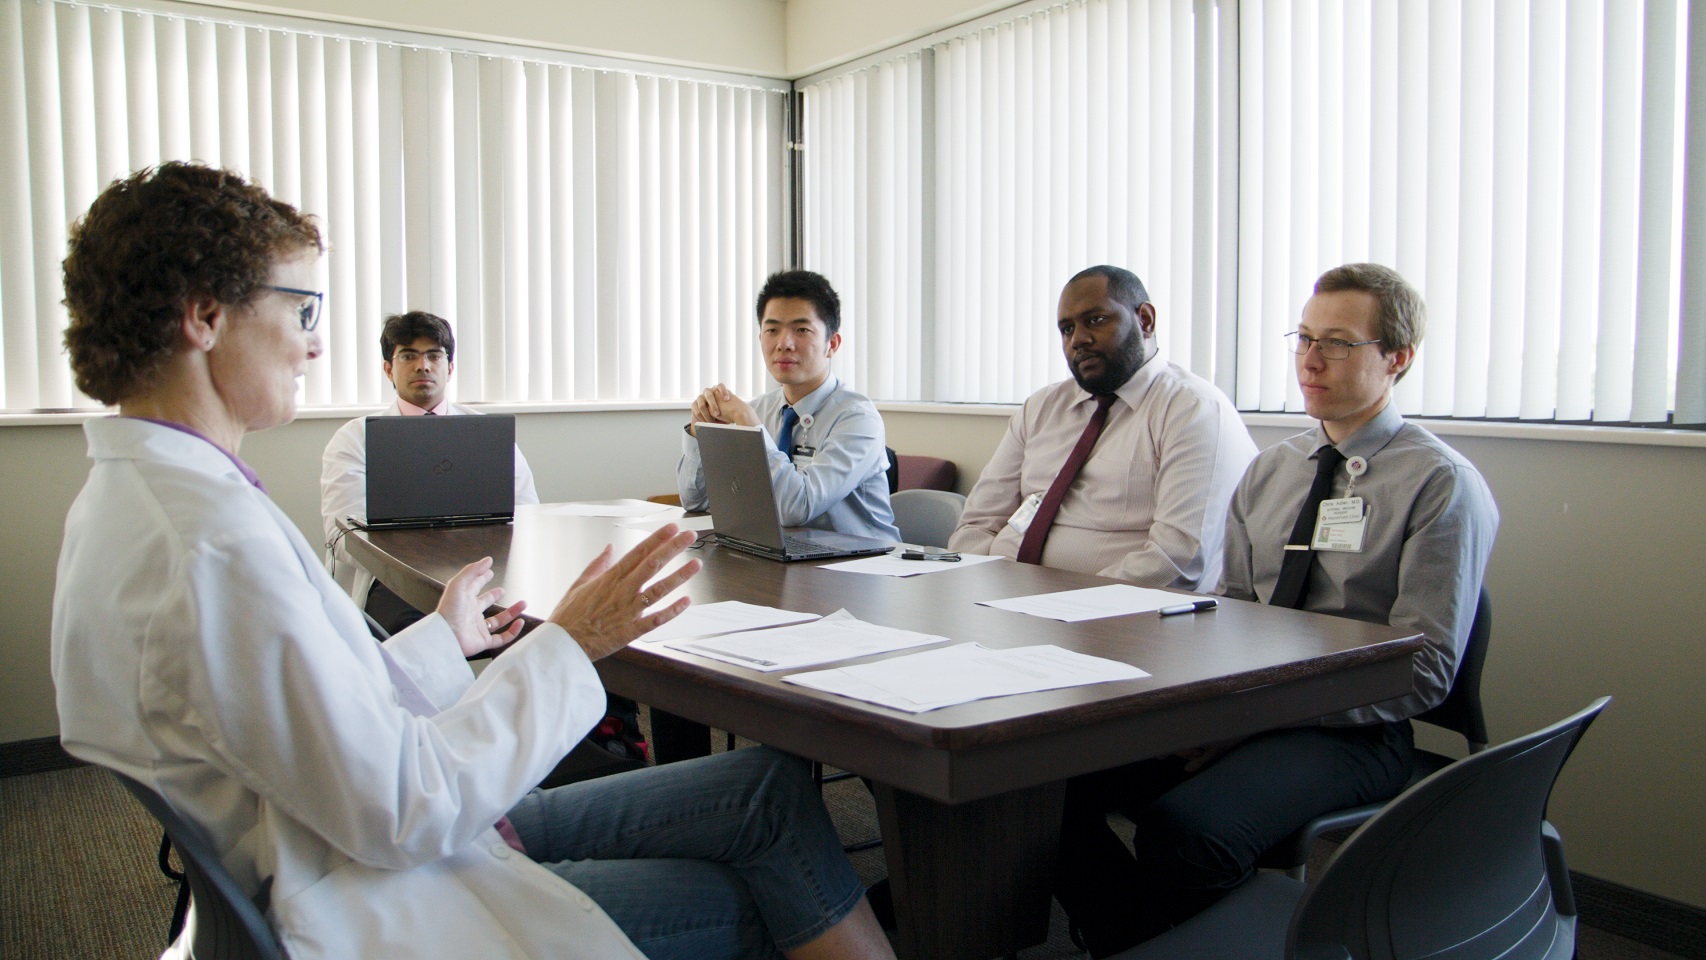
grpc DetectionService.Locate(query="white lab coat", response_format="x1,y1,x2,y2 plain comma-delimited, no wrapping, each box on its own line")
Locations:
320,400,541,600
52,417,645,960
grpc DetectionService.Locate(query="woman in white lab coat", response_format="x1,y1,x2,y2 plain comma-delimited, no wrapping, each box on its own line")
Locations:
51,162,895,960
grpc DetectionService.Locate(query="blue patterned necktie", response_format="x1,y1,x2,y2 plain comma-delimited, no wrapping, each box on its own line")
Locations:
777,405,799,455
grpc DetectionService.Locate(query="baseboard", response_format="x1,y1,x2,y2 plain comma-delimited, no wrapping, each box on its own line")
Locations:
1574,870,1706,960
0,737,84,779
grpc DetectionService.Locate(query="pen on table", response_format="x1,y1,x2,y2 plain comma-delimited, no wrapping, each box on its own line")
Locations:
900,550,961,562
1158,599,1219,617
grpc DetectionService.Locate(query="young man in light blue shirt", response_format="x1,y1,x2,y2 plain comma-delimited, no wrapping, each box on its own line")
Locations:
676,269,899,542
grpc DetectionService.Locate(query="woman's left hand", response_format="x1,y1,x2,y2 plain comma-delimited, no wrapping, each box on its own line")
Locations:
438,557,527,657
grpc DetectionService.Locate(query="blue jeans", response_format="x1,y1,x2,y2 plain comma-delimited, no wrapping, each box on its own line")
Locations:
507,746,864,960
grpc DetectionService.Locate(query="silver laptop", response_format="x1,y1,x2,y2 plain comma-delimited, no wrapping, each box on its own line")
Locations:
357,415,516,529
696,422,896,562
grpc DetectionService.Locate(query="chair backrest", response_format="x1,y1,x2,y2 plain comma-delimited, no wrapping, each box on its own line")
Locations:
890,488,968,548
895,454,959,492
112,771,288,960
1288,697,1609,960
885,447,900,494
1414,585,1492,749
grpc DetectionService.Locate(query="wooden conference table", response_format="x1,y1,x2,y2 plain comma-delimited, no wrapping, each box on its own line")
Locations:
343,504,1422,960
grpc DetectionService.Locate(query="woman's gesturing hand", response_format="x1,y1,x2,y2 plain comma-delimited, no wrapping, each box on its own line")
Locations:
548,525,702,661
438,556,527,657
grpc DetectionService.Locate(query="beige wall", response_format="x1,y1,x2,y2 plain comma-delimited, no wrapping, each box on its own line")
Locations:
785,0,1018,76
7,409,1705,908
186,0,787,75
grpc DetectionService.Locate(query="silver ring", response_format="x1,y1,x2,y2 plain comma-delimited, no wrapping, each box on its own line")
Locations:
485,618,494,630
639,595,651,606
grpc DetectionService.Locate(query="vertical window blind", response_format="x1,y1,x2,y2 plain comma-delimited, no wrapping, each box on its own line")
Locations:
0,0,787,412
800,0,1706,425
801,0,1229,404
1238,0,1702,424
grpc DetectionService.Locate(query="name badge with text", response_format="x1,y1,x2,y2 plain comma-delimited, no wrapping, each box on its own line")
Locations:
1312,496,1366,552
1007,492,1045,534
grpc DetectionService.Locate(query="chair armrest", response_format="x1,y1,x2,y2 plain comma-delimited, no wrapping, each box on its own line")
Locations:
1541,821,1577,918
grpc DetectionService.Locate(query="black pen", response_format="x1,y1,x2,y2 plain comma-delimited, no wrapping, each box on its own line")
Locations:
1158,598,1219,617
900,550,961,562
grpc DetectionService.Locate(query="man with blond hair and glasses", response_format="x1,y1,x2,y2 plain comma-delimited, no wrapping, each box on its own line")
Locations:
1053,263,1499,957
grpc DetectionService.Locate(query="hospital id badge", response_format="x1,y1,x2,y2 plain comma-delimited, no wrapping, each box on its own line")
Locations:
1007,492,1045,534
790,444,817,468
1311,497,1366,552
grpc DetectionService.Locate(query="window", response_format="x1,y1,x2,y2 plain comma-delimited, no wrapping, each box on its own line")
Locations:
802,0,1228,404
0,0,788,412
799,0,1706,425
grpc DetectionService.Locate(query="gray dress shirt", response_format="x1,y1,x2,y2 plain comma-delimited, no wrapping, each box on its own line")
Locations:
677,375,900,541
1220,401,1499,725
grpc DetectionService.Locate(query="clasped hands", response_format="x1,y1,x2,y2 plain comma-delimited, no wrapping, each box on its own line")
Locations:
686,383,759,436
436,525,702,660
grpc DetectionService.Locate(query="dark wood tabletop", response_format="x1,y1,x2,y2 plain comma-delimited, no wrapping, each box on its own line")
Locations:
342,504,1423,960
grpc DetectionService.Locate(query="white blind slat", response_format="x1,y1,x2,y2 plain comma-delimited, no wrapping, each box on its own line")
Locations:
3,0,783,412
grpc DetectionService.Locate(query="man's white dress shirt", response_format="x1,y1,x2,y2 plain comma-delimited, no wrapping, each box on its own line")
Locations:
950,359,1255,590
321,399,539,600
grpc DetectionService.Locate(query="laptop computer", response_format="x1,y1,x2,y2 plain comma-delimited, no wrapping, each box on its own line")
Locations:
696,422,897,562
357,414,517,529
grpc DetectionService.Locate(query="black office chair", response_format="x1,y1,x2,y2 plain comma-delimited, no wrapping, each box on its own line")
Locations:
1256,585,1492,879
113,771,288,960
885,446,900,494
1110,696,1609,960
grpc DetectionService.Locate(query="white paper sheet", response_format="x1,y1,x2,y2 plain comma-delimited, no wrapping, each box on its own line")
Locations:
617,513,717,533
668,610,947,672
635,600,820,645
783,642,1150,712
818,552,1004,577
976,584,1185,622
537,499,677,518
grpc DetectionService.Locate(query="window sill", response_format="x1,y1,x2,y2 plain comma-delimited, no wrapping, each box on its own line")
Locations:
875,402,1706,449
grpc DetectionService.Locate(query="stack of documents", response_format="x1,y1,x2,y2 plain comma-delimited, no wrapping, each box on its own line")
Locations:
784,642,1150,713
666,610,947,672
977,584,1183,622
637,600,820,645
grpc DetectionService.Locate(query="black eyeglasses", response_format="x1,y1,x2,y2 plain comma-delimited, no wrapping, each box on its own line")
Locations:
264,285,324,331
1285,331,1381,360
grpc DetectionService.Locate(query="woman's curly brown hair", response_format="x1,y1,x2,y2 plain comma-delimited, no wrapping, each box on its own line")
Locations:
62,162,322,405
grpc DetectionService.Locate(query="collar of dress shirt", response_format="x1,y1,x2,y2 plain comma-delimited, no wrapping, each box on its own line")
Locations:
1309,397,1404,462
396,396,450,416
1068,352,1164,413
787,374,841,422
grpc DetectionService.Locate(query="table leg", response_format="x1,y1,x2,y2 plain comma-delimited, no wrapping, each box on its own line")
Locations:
871,781,1063,960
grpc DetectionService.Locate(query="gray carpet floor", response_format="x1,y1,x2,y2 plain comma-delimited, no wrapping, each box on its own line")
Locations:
1,746,1685,960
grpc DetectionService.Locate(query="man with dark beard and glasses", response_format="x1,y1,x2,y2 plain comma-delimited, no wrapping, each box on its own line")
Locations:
948,265,1254,590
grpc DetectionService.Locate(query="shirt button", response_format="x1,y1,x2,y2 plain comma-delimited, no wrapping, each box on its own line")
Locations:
490,843,511,859
575,892,593,910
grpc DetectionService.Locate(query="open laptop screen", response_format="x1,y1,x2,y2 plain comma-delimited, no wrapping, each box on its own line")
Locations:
363,414,516,527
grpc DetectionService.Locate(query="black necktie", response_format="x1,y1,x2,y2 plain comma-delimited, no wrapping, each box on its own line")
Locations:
1269,446,1345,609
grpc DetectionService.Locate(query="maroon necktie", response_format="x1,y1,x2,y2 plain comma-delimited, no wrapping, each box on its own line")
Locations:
1016,393,1118,565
